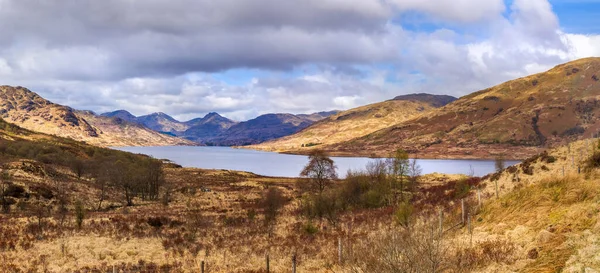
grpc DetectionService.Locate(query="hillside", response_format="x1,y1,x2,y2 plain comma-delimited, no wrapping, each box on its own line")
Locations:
4,112,600,272
0,86,193,147
327,57,600,159
248,94,455,152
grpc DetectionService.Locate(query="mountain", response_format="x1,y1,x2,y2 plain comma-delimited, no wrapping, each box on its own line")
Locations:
0,86,194,146
248,95,455,152
391,93,458,107
181,112,237,142
100,110,137,123
206,113,324,146
328,57,600,159
135,112,189,134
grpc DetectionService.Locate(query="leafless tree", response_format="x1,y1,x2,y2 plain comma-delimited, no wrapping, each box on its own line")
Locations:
261,187,286,238
300,150,338,194
386,149,409,202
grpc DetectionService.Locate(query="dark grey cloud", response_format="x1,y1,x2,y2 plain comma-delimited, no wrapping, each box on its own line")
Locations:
0,0,396,80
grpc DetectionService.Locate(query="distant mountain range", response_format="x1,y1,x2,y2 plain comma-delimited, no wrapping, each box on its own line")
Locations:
101,109,338,146
0,86,194,147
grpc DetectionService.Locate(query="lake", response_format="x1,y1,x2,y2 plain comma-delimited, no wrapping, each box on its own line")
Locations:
114,146,520,178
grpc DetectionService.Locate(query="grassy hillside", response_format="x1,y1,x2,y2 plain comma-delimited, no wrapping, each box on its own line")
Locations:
3,110,600,272
327,57,600,159
249,95,453,153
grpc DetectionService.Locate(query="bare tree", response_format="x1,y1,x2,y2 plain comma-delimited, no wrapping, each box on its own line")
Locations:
300,150,338,194
386,149,409,202
261,187,286,238
69,158,86,180
407,158,422,194
495,156,505,172
0,171,11,213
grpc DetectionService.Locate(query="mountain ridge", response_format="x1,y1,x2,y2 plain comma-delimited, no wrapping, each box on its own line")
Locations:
0,86,194,147
325,57,600,159
248,94,456,152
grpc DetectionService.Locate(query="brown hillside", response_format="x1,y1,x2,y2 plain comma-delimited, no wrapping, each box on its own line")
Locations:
248,97,453,152
0,86,194,147
328,57,600,159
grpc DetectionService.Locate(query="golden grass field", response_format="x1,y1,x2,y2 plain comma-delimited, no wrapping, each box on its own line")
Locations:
3,137,600,272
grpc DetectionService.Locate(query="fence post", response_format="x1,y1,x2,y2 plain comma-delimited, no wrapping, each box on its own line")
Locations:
201,261,205,273
113,265,116,273
338,237,343,265
461,199,466,226
468,213,473,246
266,253,270,273
495,180,499,199
292,253,297,273
438,209,443,237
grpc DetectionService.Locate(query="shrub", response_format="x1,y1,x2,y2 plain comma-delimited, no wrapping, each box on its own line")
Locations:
585,151,600,170
454,179,471,199
302,222,319,235
75,200,85,229
394,202,413,227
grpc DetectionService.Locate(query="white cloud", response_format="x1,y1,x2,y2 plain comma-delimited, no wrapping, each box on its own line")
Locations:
0,0,598,122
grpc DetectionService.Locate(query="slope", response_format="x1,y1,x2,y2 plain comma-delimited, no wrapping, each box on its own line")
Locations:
330,57,600,159
249,94,456,153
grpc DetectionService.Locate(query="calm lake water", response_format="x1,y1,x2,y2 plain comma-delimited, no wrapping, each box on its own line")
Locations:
114,146,519,178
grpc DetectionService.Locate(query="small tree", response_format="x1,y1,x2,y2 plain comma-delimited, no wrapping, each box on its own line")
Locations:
386,149,409,202
261,187,286,238
407,158,422,194
75,200,85,229
69,158,86,180
495,156,505,172
300,150,338,194
0,171,11,213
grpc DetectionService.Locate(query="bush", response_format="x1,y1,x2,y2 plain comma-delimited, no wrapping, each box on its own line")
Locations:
75,200,85,229
302,222,319,235
585,151,600,170
454,179,471,199
394,202,413,227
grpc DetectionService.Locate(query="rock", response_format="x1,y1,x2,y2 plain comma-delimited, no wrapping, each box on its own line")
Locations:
537,230,556,244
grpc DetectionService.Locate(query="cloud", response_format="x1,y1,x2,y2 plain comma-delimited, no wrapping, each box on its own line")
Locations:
0,0,597,121
389,0,506,23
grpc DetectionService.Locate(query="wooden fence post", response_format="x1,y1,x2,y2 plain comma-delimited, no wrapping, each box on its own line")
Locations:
495,180,499,199
266,253,270,273
461,199,466,226
338,237,343,265
292,253,297,273
201,261,205,273
468,213,473,246
113,265,116,273
438,209,443,237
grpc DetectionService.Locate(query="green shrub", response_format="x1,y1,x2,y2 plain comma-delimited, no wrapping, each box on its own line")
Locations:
394,202,413,227
302,221,319,235
454,179,471,199
75,200,85,229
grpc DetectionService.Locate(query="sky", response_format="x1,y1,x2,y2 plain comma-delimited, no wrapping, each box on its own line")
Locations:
0,0,599,121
